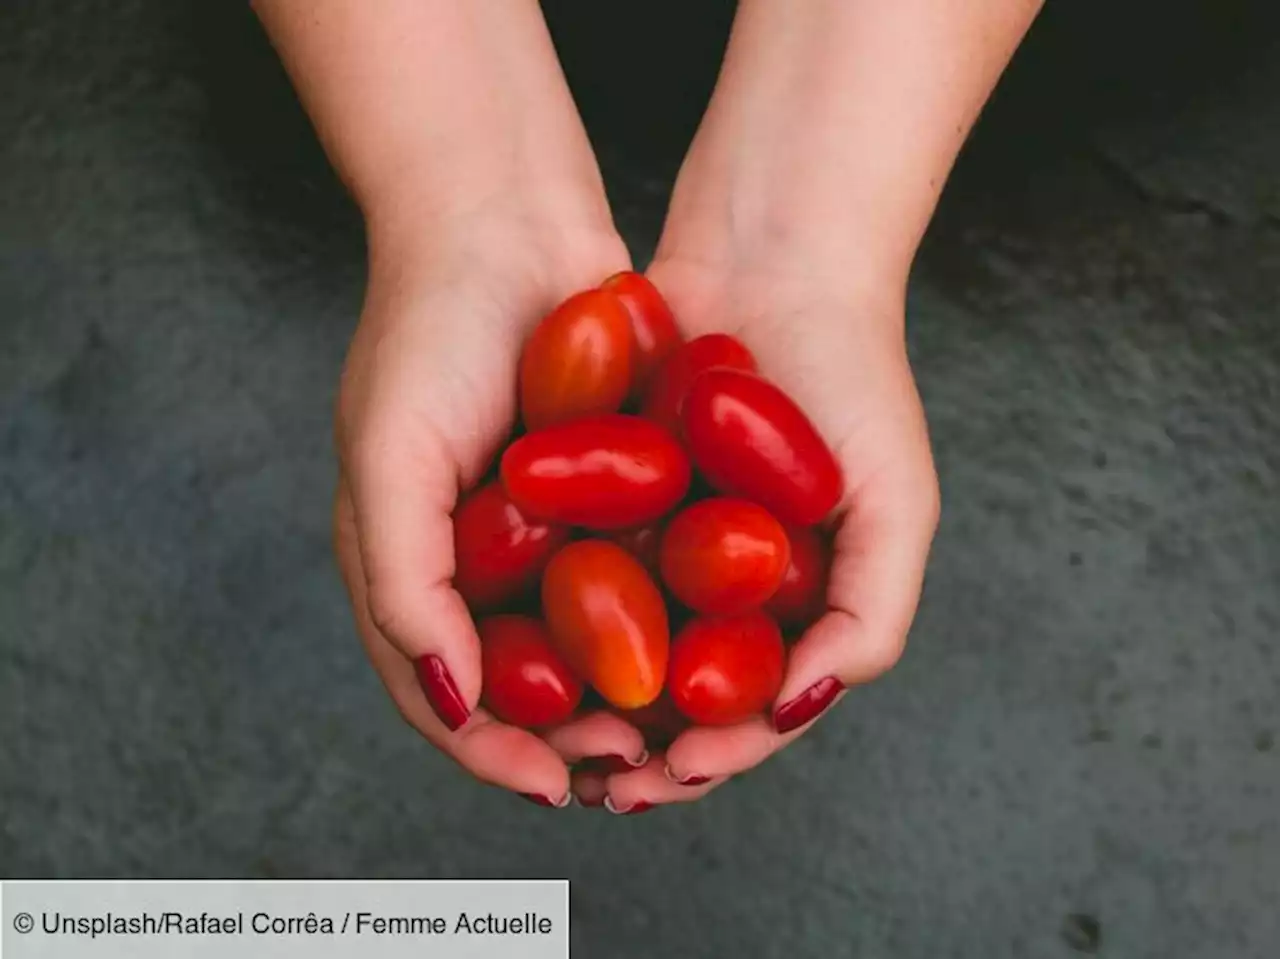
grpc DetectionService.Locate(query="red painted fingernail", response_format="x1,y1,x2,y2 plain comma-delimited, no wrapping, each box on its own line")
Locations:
604,797,654,816
663,764,710,786
413,654,470,731
773,676,845,735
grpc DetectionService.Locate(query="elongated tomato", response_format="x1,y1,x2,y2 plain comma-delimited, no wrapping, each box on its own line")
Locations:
479,615,582,728
541,540,669,709
764,525,831,630
500,414,691,530
668,612,786,726
659,498,790,614
681,369,843,526
602,271,682,399
519,288,633,430
642,333,757,435
452,481,569,611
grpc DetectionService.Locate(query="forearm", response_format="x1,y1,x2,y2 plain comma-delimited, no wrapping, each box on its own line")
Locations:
659,0,1043,292
253,0,612,248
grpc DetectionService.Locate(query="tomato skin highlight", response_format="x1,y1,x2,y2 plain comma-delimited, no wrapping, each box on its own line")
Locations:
641,333,757,435
519,288,633,431
667,612,786,726
452,481,570,611
681,368,843,527
602,271,682,399
500,414,692,530
659,498,790,615
541,540,670,710
479,615,583,728
764,525,831,630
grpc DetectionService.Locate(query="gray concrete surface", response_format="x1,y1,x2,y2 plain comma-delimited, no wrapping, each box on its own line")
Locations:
2,2,1277,956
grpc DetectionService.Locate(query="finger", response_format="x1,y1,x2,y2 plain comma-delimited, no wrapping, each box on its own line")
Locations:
342,399,485,730
541,711,649,768
774,441,940,735
335,483,571,803
570,769,609,808
603,753,725,812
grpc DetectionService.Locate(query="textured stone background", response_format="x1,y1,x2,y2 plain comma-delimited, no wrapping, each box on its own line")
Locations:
2,2,1277,956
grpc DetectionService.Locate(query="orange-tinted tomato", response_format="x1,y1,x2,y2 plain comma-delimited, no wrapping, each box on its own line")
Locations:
602,271,682,399
452,481,570,611
479,615,582,728
541,540,669,709
681,369,843,527
764,525,831,630
668,612,786,727
641,333,757,435
659,498,790,614
500,414,691,530
519,288,633,431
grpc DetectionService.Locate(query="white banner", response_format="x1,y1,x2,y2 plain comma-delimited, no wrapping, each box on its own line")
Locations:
1,880,568,958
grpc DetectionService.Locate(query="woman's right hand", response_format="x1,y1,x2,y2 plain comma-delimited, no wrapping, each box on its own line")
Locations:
332,208,646,807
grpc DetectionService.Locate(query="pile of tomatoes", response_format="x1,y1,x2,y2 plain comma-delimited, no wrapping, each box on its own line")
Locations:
452,271,839,749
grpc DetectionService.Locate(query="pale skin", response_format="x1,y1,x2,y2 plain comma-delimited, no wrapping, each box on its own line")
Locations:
254,0,1044,811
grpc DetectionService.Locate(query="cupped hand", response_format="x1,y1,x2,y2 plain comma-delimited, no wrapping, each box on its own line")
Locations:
332,212,646,806
601,256,941,811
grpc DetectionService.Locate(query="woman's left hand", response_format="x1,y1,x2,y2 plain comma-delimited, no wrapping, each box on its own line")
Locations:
596,254,941,812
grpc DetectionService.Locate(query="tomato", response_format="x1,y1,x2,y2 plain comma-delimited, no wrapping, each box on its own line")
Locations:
479,615,582,728
519,288,633,431
606,523,663,576
641,333,757,435
452,481,570,611
659,498,790,614
541,540,669,709
681,369,843,527
614,693,689,751
500,414,691,530
602,271,682,399
667,612,786,726
764,525,831,630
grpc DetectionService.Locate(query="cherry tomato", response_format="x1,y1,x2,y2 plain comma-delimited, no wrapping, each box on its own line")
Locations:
668,612,786,726
659,498,790,614
452,481,570,611
606,523,663,576
479,615,582,728
764,525,831,630
642,333,757,435
602,271,682,399
614,693,689,752
500,414,691,530
541,540,670,709
519,287,633,431
681,368,843,527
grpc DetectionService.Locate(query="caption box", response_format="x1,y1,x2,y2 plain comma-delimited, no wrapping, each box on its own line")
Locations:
1,880,567,958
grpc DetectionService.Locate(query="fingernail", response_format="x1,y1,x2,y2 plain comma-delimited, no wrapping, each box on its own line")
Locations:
773,676,845,735
413,654,470,731
604,797,654,816
663,764,710,786
629,749,650,767
519,792,570,809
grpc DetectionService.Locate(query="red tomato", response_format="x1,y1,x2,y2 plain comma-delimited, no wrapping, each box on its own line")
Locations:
519,288,633,431
641,333,757,435
659,498,790,614
479,615,582,728
667,612,786,726
602,271,682,399
541,540,670,709
500,414,691,530
681,369,843,527
606,523,663,576
764,525,831,630
452,481,570,611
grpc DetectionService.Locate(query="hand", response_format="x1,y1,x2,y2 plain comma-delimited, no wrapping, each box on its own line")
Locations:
332,210,648,806
600,255,941,811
